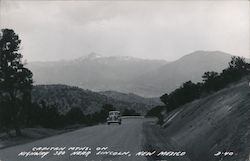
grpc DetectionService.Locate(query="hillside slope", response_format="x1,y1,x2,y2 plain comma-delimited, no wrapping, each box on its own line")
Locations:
131,51,232,97
32,85,161,115
99,91,162,106
153,79,250,161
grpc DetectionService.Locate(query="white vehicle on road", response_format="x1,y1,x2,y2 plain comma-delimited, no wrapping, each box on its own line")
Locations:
107,111,122,125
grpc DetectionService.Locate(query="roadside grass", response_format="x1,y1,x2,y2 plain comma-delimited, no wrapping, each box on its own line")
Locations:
0,124,86,149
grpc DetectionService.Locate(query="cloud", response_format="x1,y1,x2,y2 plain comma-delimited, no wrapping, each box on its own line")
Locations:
1,1,249,61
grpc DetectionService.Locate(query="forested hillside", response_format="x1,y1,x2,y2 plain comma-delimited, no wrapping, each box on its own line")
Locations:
32,85,161,115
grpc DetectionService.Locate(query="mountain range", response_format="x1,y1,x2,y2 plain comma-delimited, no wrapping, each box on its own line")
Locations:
28,50,233,97
129,50,233,96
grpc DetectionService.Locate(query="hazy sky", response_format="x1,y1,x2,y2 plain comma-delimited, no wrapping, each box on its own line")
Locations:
0,0,249,62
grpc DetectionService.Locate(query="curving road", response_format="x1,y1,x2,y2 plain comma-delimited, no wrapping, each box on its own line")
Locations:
0,118,148,161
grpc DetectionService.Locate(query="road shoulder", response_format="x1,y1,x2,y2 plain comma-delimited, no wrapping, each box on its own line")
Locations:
142,121,191,161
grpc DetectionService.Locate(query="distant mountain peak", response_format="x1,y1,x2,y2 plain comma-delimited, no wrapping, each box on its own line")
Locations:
87,52,102,59
178,50,232,62
188,50,231,56
78,52,103,61
77,53,168,62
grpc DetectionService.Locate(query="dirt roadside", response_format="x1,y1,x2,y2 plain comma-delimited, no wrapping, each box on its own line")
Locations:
143,120,191,161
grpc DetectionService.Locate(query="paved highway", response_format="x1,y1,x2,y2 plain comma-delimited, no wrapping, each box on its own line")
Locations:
0,118,148,161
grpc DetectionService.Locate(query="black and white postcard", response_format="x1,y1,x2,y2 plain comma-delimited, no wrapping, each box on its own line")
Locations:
0,0,249,161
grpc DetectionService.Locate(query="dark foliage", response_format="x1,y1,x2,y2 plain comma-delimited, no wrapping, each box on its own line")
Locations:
146,106,165,125
161,81,202,112
160,56,250,114
146,106,165,117
32,85,151,115
0,29,33,136
18,102,118,128
24,101,65,129
86,104,116,125
65,107,85,125
123,109,140,116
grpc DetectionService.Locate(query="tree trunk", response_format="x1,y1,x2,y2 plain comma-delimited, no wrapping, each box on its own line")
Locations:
13,114,22,136
9,91,22,136
14,125,22,136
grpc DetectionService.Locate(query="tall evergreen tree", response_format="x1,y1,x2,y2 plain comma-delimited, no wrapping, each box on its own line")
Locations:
0,29,33,136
